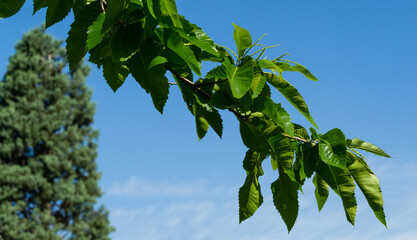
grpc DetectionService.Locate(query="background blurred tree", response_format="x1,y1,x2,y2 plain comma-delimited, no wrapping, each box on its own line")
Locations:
0,27,114,240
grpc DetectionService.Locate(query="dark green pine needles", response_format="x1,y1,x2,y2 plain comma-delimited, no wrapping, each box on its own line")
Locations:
0,27,114,239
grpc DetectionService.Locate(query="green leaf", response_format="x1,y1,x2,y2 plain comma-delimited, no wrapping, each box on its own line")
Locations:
239,150,266,223
315,160,339,193
160,0,182,28
319,128,347,169
347,138,391,158
293,64,318,81
86,13,105,50
33,0,46,15
88,36,111,68
275,61,318,81
329,165,357,225
267,132,294,171
102,58,129,92
166,30,201,76
73,0,96,17
195,101,223,139
145,0,157,18
232,23,252,57
347,153,387,227
66,2,102,70
312,174,329,211
208,87,237,110
224,56,254,99
45,0,74,28
148,56,168,70
294,123,310,141
310,127,320,140
257,59,281,72
250,73,266,99
271,169,299,232
275,62,295,72
239,120,270,153
0,0,25,18
193,104,209,140
265,73,318,128
174,17,220,57
111,22,143,61
205,65,227,79
102,0,127,33
301,143,318,178
252,97,294,136
126,41,169,113
316,159,357,224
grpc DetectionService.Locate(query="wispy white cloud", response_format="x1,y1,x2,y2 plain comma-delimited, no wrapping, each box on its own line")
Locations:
105,158,417,240
106,176,234,198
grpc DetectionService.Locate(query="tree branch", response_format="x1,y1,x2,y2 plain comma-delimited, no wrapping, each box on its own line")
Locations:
195,79,228,86
282,133,310,143
164,65,310,144
99,0,107,13
164,65,211,99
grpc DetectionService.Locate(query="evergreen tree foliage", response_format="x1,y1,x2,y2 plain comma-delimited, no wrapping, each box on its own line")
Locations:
0,27,114,240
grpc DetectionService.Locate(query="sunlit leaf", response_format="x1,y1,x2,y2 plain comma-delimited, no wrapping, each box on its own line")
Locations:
271,169,299,232
86,13,105,50
293,64,318,81
347,153,387,227
265,73,317,128
205,65,227,79
174,17,220,57
224,56,253,99
257,59,281,72
319,128,347,169
166,30,201,76
195,101,223,139
317,160,357,225
252,97,294,136
347,138,391,158
312,174,329,211
239,119,270,153
232,23,252,57
160,0,182,28
239,150,266,222
250,73,266,99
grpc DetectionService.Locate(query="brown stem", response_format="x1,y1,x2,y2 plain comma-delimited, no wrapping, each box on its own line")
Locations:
164,65,211,99
195,78,228,86
100,0,107,13
164,65,311,144
282,133,310,143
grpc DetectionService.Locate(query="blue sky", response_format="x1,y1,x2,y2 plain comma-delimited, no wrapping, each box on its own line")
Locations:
1,0,417,239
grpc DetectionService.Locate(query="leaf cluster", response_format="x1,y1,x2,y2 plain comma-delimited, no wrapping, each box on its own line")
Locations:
1,0,391,232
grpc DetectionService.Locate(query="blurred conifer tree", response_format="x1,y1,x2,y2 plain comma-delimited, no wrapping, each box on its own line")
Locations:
0,26,114,240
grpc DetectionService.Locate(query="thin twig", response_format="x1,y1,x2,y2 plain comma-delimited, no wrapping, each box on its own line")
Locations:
99,0,107,13
195,79,228,86
164,65,211,99
164,65,247,122
168,82,177,85
282,133,309,143
165,65,312,144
